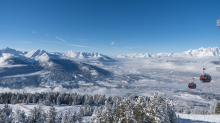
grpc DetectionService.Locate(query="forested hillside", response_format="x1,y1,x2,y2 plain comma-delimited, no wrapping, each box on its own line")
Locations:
0,92,176,123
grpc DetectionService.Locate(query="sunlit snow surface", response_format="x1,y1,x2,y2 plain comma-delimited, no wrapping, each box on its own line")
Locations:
0,104,92,122
177,113,220,123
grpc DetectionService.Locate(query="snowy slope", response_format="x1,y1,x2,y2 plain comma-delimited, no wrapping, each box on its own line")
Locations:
0,47,114,61
0,47,113,89
1,104,220,123
177,113,220,123
0,104,92,122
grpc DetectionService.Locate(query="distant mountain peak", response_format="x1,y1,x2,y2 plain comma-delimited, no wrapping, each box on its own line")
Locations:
0,47,25,56
25,49,47,58
115,47,220,58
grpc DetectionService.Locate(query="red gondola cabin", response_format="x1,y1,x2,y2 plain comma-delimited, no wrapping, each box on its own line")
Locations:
200,74,211,83
188,83,196,89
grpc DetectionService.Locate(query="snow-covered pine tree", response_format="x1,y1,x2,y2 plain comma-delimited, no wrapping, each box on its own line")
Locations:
134,102,145,122
26,95,31,105
75,94,82,105
2,104,12,117
72,111,78,123
28,107,42,123
25,99,29,105
145,93,161,123
93,94,99,104
98,95,106,105
67,111,74,123
41,112,47,122
124,97,137,123
83,104,88,116
13,108,23,123
106,96,113,104
56,113,63,123
32,95,36,104
88,105,93,116
166,98,176,123
91,108,102,123
144,93,177,123
20,110,28,123
57,97,61,105
102,100,113,123
64,95,69,105
209,99,216,114
0,104,13,123
155,93,170,123
44,99,52,106
114,98,127,123
77,106,84,122
111,101,118,116
61,111,69,123
38,99,45,114
46,105,57,123
11,94,17,104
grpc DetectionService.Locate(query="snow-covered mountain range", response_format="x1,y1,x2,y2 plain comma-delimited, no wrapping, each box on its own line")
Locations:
115,47,220,58
0,47,113,61
2,47,220,60
0,47,114,89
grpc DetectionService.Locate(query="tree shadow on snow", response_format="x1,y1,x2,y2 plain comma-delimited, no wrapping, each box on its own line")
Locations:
180,118,214,123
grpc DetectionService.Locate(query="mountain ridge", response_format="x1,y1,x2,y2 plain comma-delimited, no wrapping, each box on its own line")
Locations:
2,47,220,59
114,47,220,58
0,47,114,89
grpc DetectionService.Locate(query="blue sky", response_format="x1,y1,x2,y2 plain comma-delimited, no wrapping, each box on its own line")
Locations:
0,0,220,55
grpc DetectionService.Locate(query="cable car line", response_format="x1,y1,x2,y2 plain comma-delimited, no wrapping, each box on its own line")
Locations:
187,63,217,89
192,63,216,75
187,20,220,89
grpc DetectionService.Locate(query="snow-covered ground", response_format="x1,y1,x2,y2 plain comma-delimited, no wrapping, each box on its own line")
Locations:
0,103,92,122
2,103,220,123
177,113,220,123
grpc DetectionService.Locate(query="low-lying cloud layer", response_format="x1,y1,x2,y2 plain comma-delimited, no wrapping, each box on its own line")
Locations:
36,55,53,67
0,53,13,66
0,86,131,97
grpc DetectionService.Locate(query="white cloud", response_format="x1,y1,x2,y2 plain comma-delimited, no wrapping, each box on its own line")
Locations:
43,40,63,43
81,39,89,41
0,53,26,69
2,71,50,78
90,70,98,75
55,36,66,42
36,55,53,67
21,42,33,43
0,53,13,66
32,31,37,33
111,42,114,45
69,44,92,48
0,86,130,97
82,66,89,71
45,33,49,35
77,38,89,41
